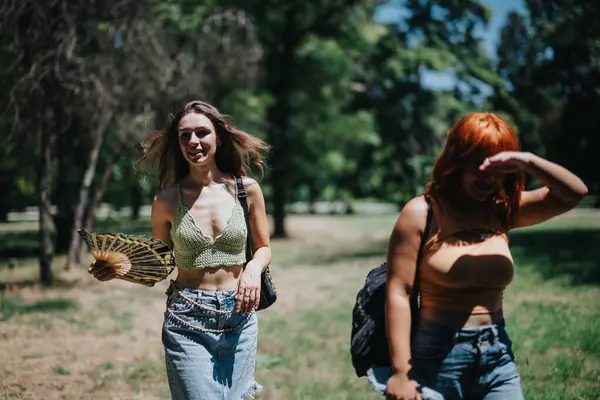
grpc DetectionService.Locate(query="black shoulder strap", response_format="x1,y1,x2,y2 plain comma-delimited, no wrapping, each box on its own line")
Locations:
410,196,433,319
235,176,253,263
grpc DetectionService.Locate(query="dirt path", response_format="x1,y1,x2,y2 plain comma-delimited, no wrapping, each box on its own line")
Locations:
0,265,378,400
0,215,392,399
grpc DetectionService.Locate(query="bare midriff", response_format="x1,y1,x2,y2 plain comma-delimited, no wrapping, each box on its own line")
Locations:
175,265,243,291
419,286,506,328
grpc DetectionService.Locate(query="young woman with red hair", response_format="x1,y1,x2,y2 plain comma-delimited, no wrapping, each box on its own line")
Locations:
371,112,588,399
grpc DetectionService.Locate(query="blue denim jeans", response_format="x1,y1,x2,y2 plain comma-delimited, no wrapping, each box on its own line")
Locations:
162,282,262,399
367,319,524,399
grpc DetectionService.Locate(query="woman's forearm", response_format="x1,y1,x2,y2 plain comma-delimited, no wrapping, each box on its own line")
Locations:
386,292,414,374
525,153,588,203
247,246,271,273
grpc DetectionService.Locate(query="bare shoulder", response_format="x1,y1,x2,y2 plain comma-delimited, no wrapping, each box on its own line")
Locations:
395,196,429,232
242,176,260,188
402,196,430,216
242,177,263,196
387,196,431,276
387,196,431,246
152,185,179,216
155,185,178,204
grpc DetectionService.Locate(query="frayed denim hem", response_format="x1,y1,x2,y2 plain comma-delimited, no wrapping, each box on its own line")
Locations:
242,381,263,399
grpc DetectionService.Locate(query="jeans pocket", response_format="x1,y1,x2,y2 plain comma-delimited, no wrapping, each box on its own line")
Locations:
167,295,195,315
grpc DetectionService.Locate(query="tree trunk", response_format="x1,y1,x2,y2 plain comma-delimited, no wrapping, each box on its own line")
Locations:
0,170,13,222
75,143,125,264
265,10,299,238
53,135,78,254
38,122,56,285
270,166,287,237
308,182,317,215
131,182,142,221
65,126,107,270
261,2,361,235
265,73,290,238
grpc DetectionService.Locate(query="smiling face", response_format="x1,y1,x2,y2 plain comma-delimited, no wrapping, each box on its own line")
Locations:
460,162,506,202
428,112,524,229
178,112,219,166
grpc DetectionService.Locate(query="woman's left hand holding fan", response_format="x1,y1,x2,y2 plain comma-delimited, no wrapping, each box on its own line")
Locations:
89,260,117,282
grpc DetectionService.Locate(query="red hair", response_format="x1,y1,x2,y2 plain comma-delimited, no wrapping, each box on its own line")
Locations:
425,112,525,230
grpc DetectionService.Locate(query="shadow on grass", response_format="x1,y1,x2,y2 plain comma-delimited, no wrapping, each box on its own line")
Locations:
509,227,600,285
315,228,600,287
0,295,79,321
0,230,44,258
0,218,152,261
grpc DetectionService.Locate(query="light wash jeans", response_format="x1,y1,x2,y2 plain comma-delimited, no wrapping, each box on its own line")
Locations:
367,319,524,400
162,281,262,400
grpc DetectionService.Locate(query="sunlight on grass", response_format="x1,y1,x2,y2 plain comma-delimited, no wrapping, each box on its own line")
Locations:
0,211,599,399
504,270,600,399
258,308,381,399
257,211,600,399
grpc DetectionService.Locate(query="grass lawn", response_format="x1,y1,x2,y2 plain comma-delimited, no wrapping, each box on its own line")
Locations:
0,209,599,399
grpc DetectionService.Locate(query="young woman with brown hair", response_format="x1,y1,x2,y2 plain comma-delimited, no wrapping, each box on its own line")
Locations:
90,100,271,399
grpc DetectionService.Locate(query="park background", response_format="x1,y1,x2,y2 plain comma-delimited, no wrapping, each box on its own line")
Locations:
1,0,599,398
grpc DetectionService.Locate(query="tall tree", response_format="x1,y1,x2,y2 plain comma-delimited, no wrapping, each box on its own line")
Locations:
1,0,92,283
1,0,268,279
493,0,600,196
232,0,375,237
350,0,501,203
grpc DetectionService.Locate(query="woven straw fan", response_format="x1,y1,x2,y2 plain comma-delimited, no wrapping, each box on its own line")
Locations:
78,229,175,287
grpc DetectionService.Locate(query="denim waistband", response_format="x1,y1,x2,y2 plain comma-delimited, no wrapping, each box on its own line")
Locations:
417,318,507,344
165,280,235,300
164,280,253,333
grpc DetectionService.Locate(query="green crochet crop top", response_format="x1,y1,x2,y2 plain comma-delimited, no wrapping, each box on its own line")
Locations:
170,182,247,269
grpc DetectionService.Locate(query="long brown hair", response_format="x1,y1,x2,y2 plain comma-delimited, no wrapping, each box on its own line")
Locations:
425,112,525,231
140,101,269,189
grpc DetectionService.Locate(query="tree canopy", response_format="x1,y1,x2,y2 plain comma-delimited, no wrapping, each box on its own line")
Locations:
0,0,596,283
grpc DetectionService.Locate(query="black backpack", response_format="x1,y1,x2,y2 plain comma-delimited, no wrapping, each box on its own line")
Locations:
350,197,432,377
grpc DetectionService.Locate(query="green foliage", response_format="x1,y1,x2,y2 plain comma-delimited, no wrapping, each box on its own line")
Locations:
344,0,505,203
493,0,599,194
0,122,37,218
284,32,380,203
0,0,596,268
